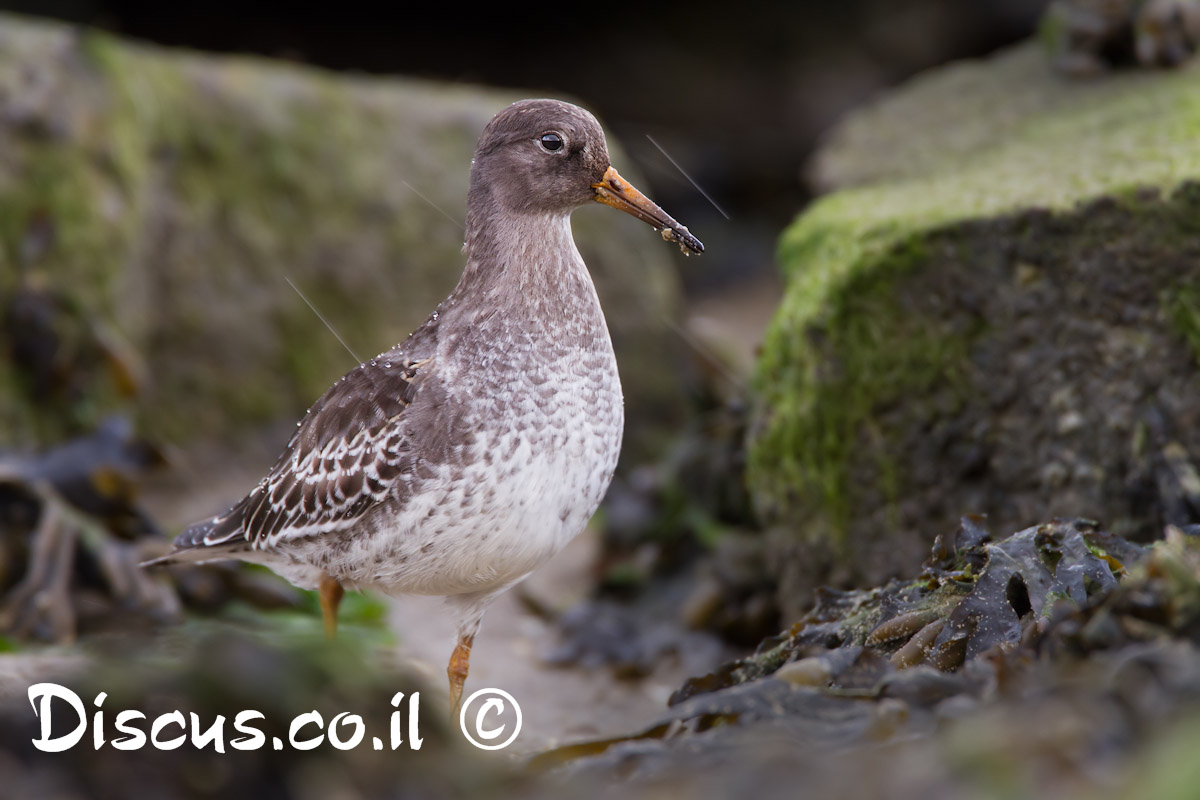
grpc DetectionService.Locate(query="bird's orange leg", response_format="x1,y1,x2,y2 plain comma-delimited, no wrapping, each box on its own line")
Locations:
319,575,344,639
447,633,475,713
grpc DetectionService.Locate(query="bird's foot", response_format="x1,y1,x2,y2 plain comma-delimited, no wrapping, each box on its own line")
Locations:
447,633,474,714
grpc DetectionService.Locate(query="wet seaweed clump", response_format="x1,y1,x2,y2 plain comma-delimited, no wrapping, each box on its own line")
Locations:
0,418,304,644
673,516,1145,703
533,519,1200,798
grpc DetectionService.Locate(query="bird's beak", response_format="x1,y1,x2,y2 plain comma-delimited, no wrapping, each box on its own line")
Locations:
592,166,704,256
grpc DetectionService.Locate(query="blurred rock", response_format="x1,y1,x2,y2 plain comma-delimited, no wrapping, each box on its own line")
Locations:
757,41,1200,609
61,1,1054,296
1,270,144,442
542,597,724,680
679,533,780,646
0,13,686,464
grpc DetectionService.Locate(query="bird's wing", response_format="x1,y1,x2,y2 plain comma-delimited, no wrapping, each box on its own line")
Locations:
175,352,437,554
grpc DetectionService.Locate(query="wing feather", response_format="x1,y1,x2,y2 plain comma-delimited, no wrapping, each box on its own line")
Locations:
171,351,434,555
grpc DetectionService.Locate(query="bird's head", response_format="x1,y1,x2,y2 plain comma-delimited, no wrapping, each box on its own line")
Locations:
470,99,703,255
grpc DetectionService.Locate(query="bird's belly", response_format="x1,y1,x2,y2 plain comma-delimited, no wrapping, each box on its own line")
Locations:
335,371,622,596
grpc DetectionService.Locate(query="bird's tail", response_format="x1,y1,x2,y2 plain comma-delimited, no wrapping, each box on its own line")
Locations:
139,502,248,568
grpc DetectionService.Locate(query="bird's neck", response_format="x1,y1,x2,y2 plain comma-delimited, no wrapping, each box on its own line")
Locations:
455,195,592,311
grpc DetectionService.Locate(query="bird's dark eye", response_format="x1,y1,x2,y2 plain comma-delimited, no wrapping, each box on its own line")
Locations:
539,132,564,152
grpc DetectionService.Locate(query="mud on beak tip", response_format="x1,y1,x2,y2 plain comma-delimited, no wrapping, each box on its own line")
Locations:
659,224,704,256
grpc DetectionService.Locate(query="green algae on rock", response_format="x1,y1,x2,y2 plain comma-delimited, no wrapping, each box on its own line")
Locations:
0,14,686,461
751,42,1200,608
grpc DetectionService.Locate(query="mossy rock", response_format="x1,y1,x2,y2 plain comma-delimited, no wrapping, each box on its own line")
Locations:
751,41,1200,609
0,14,685,463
